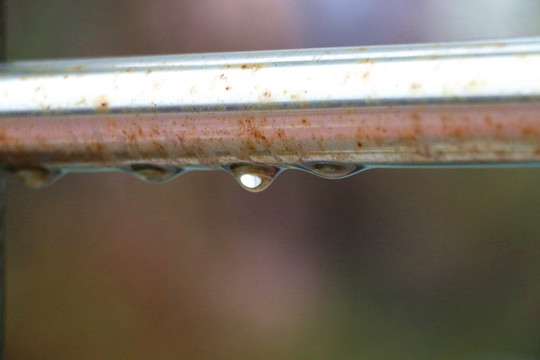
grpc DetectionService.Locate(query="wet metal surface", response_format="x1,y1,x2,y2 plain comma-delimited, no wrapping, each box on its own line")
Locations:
1,38,540,187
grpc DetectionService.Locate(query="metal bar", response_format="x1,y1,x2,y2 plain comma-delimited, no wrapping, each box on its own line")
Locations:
1,38,540,191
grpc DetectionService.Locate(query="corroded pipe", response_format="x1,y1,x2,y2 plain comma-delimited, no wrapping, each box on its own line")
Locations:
1,38,540,191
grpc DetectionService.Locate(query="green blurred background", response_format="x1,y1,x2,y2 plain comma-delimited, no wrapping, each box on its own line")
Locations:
5,1,540,359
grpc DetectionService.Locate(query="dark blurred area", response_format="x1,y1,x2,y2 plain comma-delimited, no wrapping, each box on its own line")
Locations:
5,1,540,359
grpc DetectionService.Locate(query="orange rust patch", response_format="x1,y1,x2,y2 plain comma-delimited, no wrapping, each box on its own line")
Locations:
94,95,110,114
410,112,421,121
355,126,365,138
241,64,263,71
452,127,465,137
522,126,536,136
105,118,117,128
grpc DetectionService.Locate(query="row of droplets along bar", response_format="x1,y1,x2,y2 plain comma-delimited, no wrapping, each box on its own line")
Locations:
11,162,365,193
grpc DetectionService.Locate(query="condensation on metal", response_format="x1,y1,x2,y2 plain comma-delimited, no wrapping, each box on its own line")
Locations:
1,38,540,174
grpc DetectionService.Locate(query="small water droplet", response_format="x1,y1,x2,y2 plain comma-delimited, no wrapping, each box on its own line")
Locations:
10,167,64,188
300,161,365,179
129,164,183,183
227,164,281,193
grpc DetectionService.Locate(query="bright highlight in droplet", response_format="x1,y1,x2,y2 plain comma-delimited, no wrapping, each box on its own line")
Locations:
228,164,280,192
239,174,262,189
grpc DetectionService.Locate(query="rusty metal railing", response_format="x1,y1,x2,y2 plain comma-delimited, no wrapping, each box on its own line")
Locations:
1,38,540,192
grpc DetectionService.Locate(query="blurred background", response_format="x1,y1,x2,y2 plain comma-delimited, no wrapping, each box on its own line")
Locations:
5,1,540,359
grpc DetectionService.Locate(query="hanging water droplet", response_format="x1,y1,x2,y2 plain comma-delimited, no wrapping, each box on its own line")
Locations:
227,164,281,193
300,161,365,179
10,167,64,189
129,164,183,183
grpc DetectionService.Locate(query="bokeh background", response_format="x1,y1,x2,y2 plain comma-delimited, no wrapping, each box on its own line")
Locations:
5,1,540,359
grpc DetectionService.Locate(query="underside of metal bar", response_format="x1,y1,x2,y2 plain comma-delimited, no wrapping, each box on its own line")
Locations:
1,38,540,190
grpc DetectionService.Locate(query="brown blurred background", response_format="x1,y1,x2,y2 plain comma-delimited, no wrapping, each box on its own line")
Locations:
5,1,540,359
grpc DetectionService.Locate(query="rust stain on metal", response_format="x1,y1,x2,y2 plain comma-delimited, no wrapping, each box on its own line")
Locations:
2,40,540,172
94,95,110,114
362,71,371,81
357,58,375,65
259,90,272,101
240,64,263,71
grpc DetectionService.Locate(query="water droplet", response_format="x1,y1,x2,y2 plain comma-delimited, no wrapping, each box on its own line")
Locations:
300,161,365,179
10,167,64,188
227,164,281,193
129,164,183,183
